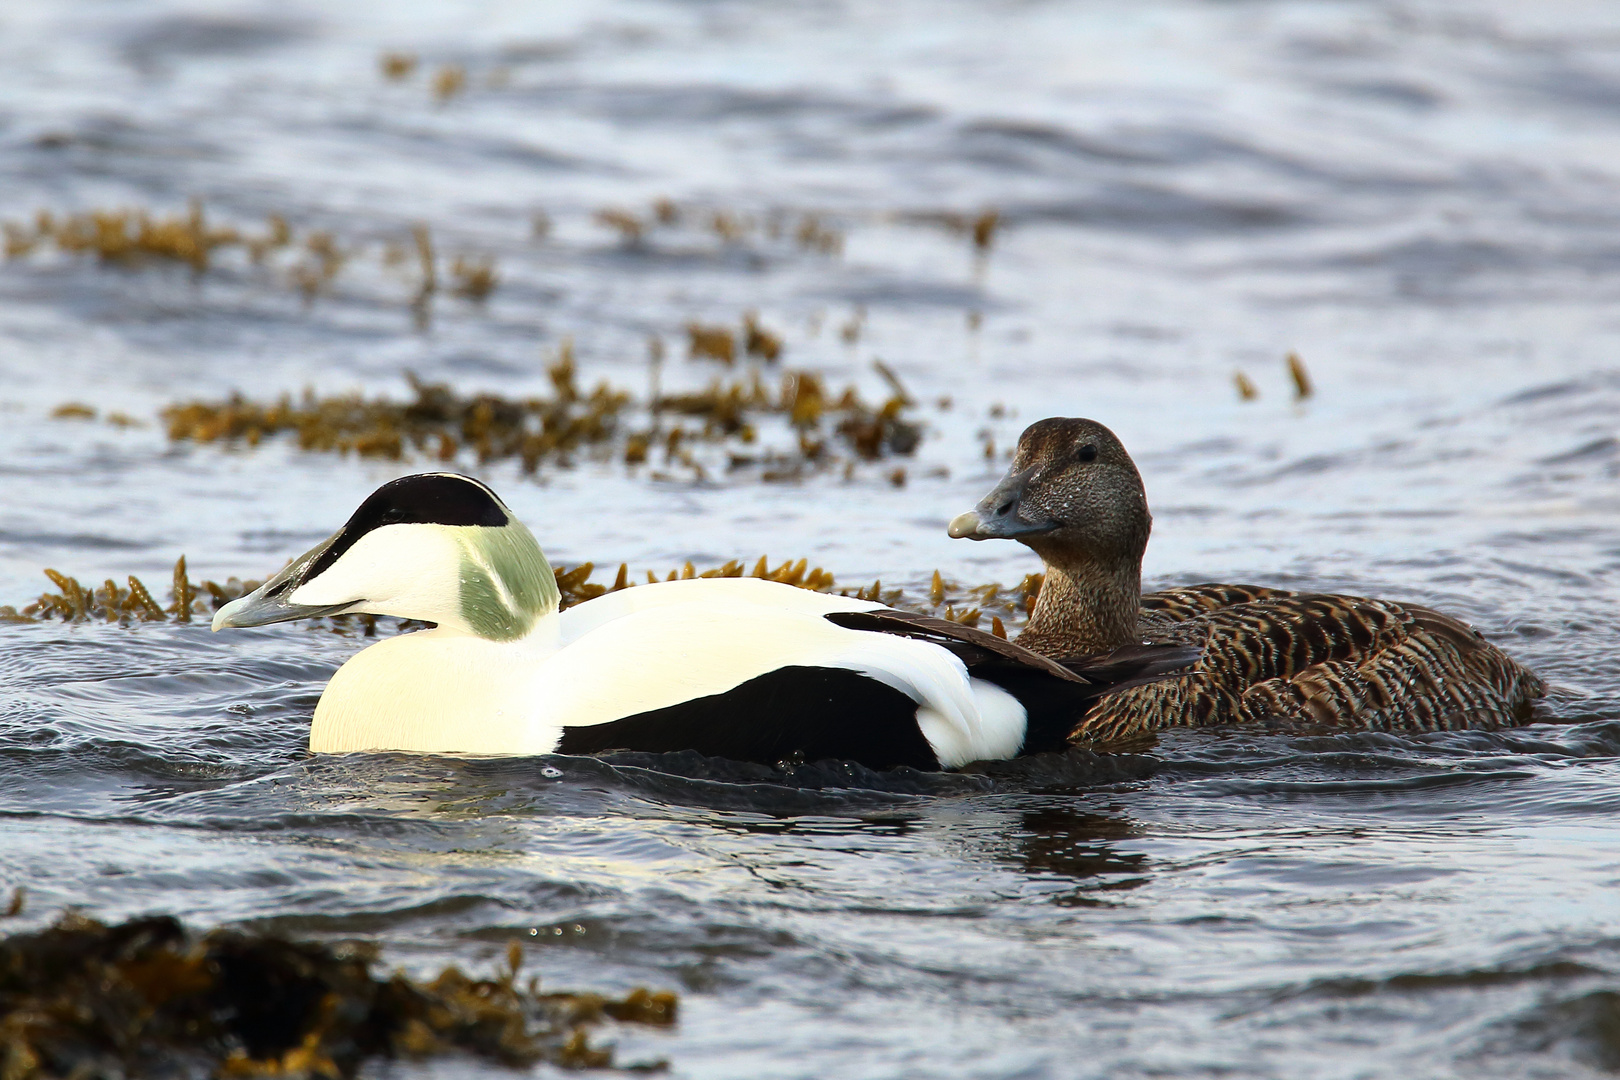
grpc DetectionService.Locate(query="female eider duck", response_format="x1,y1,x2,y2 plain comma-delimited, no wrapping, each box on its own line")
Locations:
213,472,1196,770
948,418,1545,744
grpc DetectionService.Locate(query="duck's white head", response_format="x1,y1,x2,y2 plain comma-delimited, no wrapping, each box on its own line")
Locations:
212,473,559,640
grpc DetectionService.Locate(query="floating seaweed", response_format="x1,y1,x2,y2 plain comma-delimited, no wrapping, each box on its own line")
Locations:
3,555,1042,636
2,201,239,272
902,209,1001,254
594,208,644,246
742,312,782,362
3,204,497,318
1287,350,1313,400
651,366,920,461
450,254,498,301
591,199,843,258
971,210,999,252
289,230,347,301
839,307,864,346
162,345,628,471
682,312,781,365
245,213,293,264
708,211,747,244
0,911,674,1078
552,556,838,610
686,322,735,364
793,215,843,255
379,52,417,80
1,552,843,630
432,65,467,101
2,557,238,626
155,343,920,476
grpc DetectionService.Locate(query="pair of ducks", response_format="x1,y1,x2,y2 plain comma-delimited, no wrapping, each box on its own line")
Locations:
216,418,1544,770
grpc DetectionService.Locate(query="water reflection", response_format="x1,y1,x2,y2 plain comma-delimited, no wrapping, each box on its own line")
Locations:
999,803,1150,904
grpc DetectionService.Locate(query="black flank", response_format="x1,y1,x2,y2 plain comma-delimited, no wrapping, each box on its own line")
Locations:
306,474,508,581
556,666,941,771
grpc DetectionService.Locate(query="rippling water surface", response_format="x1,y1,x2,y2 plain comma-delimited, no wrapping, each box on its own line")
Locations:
4,1,1620,1075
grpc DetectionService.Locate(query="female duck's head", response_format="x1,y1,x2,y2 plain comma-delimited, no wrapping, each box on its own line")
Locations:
947,417,1152,571
213,473,559,639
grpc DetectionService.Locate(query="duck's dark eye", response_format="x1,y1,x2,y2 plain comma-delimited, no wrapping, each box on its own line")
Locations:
1077,444,1097,463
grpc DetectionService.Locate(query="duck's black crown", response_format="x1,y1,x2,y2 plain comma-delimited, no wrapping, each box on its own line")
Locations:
345,473,509,532
304,473,510,583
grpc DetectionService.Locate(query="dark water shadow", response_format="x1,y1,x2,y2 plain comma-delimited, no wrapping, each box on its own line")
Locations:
999,804,1150,906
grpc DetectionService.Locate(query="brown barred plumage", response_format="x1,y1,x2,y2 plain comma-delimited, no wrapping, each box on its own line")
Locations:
1072,586,1545,746
948,418,1546,748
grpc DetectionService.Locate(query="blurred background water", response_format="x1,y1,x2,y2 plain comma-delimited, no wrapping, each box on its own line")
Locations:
3,0,1620,1075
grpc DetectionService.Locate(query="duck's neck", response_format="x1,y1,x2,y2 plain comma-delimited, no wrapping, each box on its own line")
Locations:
1016,551,1142,657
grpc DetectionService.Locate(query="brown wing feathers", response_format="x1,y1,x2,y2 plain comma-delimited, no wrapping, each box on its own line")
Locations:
1072,586,1546,746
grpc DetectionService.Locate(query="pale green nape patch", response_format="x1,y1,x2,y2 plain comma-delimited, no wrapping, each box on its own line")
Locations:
456,521,559,641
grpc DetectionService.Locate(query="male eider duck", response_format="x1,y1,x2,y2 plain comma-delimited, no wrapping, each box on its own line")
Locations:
948,418,1545,744
214,472,1197,770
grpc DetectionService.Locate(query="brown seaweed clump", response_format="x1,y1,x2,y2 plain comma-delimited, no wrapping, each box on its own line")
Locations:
0,557,214,626
592,199,843,257
157,352,921,477
2,556,1036,636
3,205,499,316
2,202,241,273
379,52,417,80
0,558,408,638
907,569,1046,635
0,555,844,632
163,347,627,472
900,209,1001,254
685,313,782,365
653,366,922,474
550,559,1040,633
552,556,838,610
449,254,498,301
0,912,675,1078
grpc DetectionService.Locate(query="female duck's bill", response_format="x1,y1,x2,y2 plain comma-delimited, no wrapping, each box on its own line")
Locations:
214,471,1197,769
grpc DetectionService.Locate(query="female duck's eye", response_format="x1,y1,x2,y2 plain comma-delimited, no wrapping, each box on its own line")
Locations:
1077,444,1097,463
